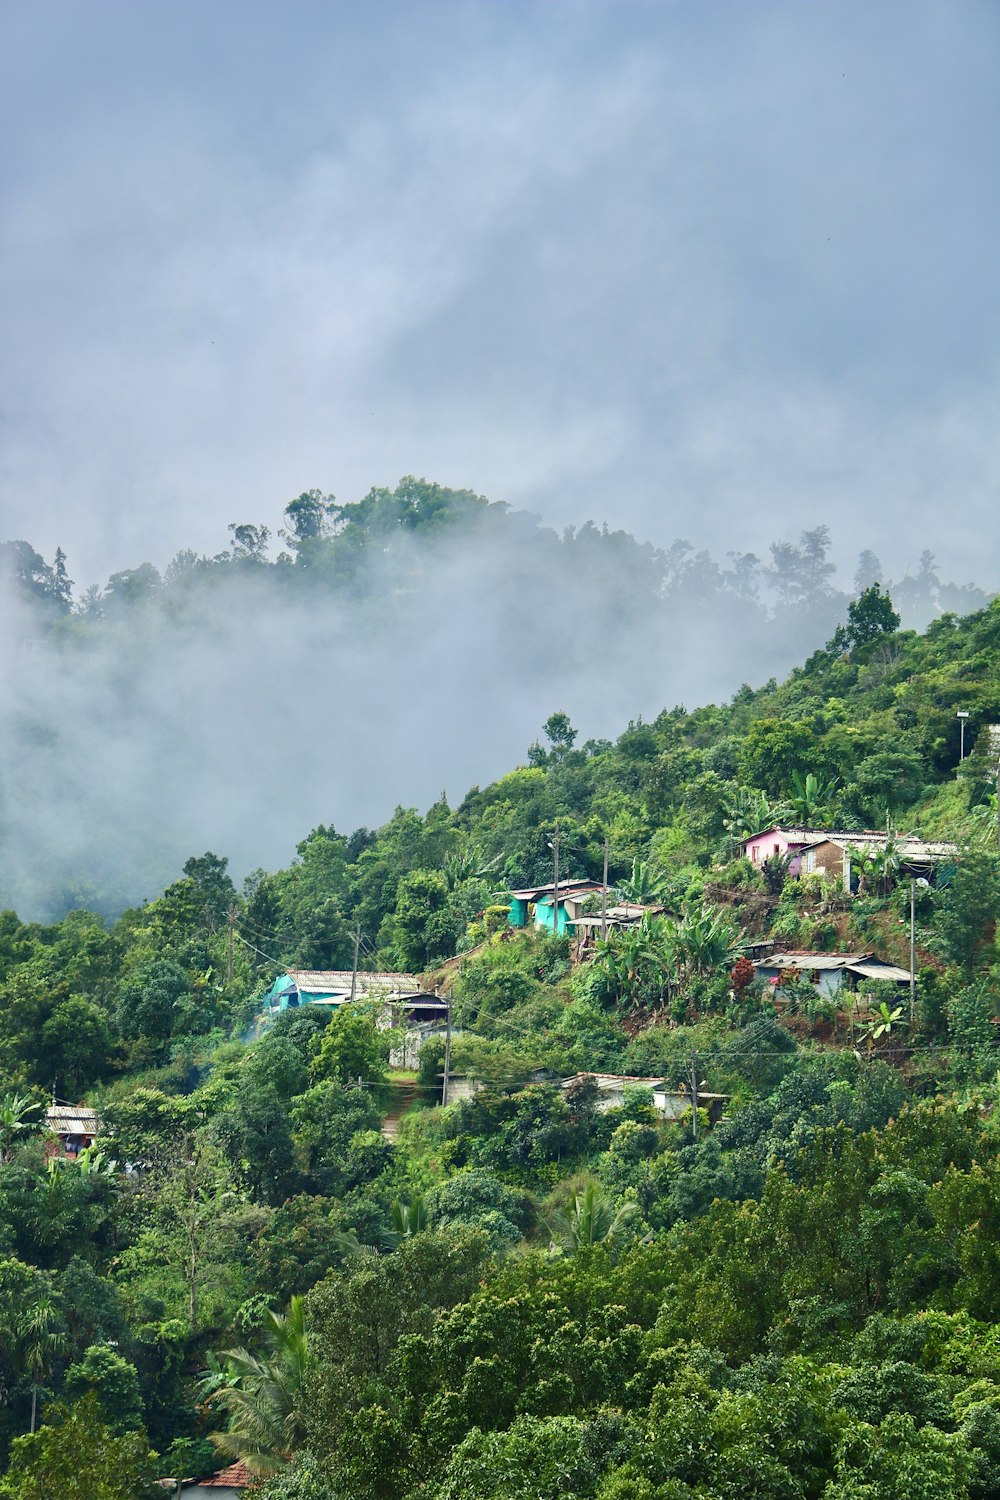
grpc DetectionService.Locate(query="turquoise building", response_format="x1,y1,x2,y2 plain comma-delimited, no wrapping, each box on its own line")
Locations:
508,880,609,938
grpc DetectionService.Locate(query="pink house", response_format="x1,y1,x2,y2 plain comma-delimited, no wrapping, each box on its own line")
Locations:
740,827,821,876
742,827,958,889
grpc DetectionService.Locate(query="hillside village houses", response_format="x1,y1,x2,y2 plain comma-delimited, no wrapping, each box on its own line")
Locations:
508,879,611,936
261,968,449,1069
157,1460,252,1497
262,969,434,1014
741,826,959,889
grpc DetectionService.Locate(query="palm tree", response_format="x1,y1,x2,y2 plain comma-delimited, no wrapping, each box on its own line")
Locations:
856,836,902,897
786,770,838,827
442,846,502,892
201,1296,309,1476
381,1195,427,1250
20,1293,67,1433
550,1183,638,1255
0,1092,40,1163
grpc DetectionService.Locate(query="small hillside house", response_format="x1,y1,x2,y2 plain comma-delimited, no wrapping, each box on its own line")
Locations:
158,1461,252,1497
741,827,959,889
567,902,671,954
262,969,432,1015
755,951,911,995
508,880,610,937
561,1073,728,1124
45,1103,101,1157
260,969,447,1071
386,996,451,1070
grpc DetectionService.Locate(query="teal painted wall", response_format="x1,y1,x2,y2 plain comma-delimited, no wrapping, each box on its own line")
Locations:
508,896,570,935
534,896,569,936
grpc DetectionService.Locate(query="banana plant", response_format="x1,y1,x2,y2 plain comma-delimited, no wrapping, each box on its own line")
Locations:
858,1001,906,1046
615,858,666,905
0,1092,40,1163
787,770,839,827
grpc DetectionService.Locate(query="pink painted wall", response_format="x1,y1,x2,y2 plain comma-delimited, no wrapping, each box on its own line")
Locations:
742,829,808,875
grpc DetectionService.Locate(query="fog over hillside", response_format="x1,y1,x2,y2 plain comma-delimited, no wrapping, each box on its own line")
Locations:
2,1,997,917
0,482,991,920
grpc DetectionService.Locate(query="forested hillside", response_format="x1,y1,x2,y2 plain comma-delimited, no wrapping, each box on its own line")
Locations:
0,512,999,1497
0,478,992,922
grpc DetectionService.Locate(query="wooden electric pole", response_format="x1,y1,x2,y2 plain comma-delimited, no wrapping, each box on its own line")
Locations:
350,925,361,1003
226,905,235,985
551,830,560,938
601,838,609,941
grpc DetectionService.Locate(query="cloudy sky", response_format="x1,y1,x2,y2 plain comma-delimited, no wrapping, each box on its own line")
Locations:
1,0,998,586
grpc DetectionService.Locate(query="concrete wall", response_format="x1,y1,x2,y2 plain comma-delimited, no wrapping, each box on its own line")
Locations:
801,842,849,884
179,1487,242,1500
743,831,806,876
758,965,845,997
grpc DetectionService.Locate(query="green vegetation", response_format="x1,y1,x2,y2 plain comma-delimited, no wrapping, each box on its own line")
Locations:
0,532,998,1494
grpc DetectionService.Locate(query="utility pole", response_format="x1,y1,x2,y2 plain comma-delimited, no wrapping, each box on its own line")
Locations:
441,998,452,1107
350,925,361,1003
551,830,560,939
957,709,969,765
601,838,609,941
909,880,916,1026
689,1052,700,1142
226,905,235,986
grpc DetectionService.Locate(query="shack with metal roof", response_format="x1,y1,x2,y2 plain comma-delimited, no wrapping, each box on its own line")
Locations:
754,951,911,996
45,1103,101,1157
508,879,610,937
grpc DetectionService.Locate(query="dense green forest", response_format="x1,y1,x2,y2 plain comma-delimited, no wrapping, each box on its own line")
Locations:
0,489,999,1497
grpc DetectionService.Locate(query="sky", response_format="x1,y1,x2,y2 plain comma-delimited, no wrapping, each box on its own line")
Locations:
1,0,998,588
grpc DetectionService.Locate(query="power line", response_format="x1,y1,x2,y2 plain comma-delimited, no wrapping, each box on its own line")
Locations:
234,932,287,969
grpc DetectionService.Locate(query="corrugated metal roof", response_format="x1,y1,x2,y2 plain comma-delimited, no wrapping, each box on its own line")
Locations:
509,880,609,901
561,1073,728,1100
742,827,959,861
848,960,911,982
818,834,959,859
607,903,669,918
759,952,873,972
568,904,670,928
740,827,829,847
45,1106,100,1133
759,952,909,982
287,969,423,993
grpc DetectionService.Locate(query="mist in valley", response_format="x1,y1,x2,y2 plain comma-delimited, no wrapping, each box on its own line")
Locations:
1,2,997,919
1,482,991,921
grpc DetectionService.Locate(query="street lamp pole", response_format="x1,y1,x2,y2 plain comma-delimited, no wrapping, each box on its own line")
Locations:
551,831,560,938
910,877,929,1026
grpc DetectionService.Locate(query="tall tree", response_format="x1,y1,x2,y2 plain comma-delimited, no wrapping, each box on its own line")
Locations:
202,1297,310,1477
